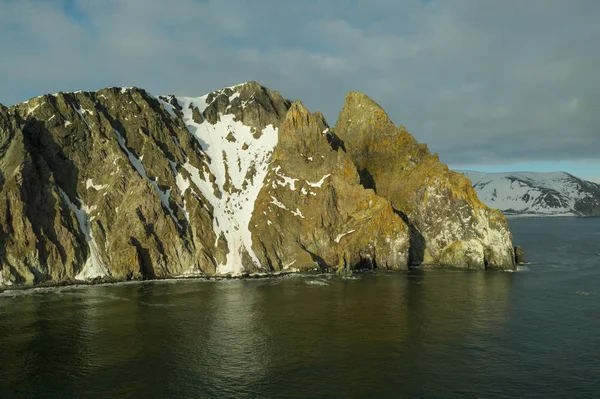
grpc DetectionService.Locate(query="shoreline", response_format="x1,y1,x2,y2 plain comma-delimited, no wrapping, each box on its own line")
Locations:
0,264,525,296
0,269,305,295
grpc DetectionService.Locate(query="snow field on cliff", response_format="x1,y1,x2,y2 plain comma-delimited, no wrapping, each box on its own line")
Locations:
57,188,108,280
165,90,278,275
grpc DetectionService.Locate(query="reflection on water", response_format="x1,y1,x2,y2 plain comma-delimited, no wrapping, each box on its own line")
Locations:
2,249,599,399
201,282,270,397
0,272,514,398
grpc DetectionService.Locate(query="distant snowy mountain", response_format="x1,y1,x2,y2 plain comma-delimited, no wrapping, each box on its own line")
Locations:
457,171,600,217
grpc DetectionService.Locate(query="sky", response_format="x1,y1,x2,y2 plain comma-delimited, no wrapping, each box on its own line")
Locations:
1,0,599,182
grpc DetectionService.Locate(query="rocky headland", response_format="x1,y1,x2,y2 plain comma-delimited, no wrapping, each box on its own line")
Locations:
0,82,515,288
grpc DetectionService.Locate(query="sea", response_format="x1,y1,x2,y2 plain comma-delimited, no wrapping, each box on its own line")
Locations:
1,217,599,398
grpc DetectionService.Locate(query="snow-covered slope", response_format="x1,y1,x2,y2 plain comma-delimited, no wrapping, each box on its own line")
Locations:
157,89,279,275
458,170,600,217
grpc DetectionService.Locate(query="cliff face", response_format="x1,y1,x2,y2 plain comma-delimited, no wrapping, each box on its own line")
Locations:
0,83,291,285
0,83,514,288
334,92,515,269
250,101,409,273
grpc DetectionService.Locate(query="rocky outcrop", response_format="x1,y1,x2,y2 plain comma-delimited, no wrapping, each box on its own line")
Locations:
1,87,218,285
0,82,515,288
250,101,409,273
0,104,90,285
514,246,525,264
0,83,294,286
334,92,515,269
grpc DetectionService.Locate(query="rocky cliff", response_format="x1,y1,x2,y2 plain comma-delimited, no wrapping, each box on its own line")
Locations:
250,101,409,273
0,83,514,288
334,93,515,269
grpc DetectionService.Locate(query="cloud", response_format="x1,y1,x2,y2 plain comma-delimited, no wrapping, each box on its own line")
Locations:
1,0,599,167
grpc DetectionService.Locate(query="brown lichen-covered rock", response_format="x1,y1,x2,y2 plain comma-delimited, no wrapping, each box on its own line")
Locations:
334,92,515,270
1,104,87,285
0,83,290,286
0,89,225,285
250,101,410,273
0,82,518,289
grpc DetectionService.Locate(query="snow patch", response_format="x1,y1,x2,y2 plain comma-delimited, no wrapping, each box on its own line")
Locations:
176,95,278,275
174,170,191,195
57,187,108,280
82,204,97,214
156,96,178,119
26,102,44,116
269,197,305,219
291,208,305,218
270,196,289,211
86,179,108,191
307,174,331,188
283,260,297,269
335,229,356,243
225,82,249,90
273,166,298,190
71,104,93,129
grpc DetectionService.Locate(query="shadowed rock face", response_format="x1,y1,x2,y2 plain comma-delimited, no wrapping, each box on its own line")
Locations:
0,83,514,288
1,104,88,285
334,92,515,270
1,88,222,285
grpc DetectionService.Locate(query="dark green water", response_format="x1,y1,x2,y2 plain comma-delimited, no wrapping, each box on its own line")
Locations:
1,217,599,398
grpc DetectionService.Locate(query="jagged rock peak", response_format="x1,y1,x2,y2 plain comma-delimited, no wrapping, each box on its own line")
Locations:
282,101,329,132
250,99,410,273
194,81,291,129
283,100,315,128
335,91,429,175
335,91,515,270
339,91,396,133
230,81,287,101
274,100,333,160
